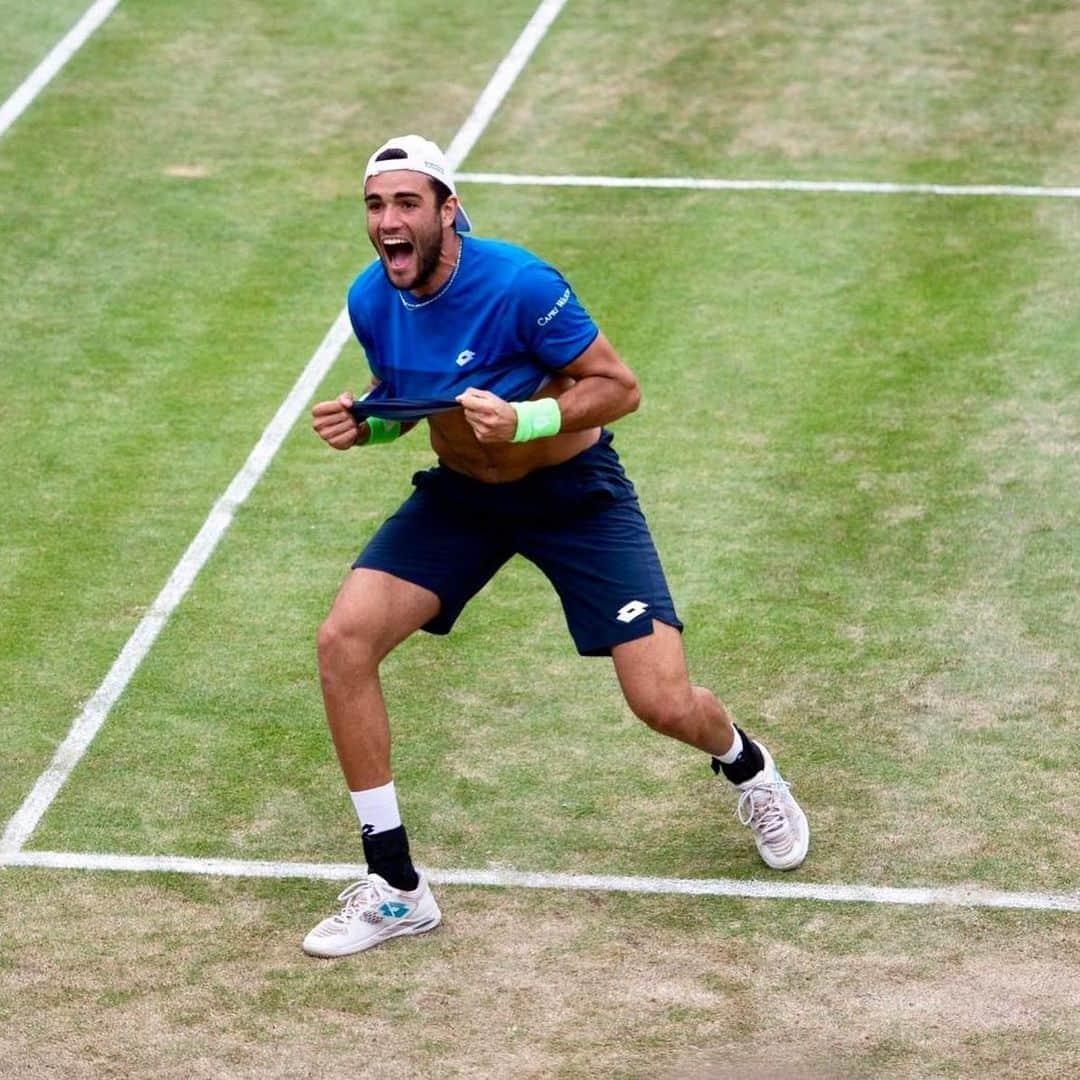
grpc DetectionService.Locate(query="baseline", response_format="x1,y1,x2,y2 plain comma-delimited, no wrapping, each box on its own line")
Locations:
7,850,1079,914
456,171,1080,199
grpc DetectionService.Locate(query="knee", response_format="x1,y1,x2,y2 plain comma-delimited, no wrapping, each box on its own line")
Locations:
316,611,379,677
628,690,697,740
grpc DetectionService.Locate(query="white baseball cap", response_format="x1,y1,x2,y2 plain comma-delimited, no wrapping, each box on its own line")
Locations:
363,134,472,233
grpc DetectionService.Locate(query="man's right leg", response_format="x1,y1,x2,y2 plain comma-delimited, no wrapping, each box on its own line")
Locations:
317,567,439,793
303,568,443,957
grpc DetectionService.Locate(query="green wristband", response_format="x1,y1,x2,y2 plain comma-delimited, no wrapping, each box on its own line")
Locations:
510,397,562,443
363,415,402,446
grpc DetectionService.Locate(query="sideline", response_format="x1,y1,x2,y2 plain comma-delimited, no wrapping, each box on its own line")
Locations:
456,171,1080,199
7,850,1079,913
0,0,571,859
0,0,123,139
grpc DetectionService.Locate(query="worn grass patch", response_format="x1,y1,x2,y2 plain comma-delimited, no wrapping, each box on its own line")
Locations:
1,871,1077,1079
471,0,1080,182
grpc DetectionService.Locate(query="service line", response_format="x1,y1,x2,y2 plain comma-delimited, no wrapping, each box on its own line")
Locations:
456,171,1080,199
8,850,1079,914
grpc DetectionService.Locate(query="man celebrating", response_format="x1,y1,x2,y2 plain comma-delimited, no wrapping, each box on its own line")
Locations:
304,135,808,957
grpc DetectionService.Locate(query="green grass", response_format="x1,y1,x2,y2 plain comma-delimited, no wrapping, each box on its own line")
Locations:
473,0,1080,184
1,1,1078,1076
0,0,542,824
28,187,1079,890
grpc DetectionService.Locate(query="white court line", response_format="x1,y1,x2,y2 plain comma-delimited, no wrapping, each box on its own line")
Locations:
444,0,567,169
8,850,1079,913
7,2,1072,920
456,171,1080,199
0,0,123,139
0,308,353,857
0,0,569,861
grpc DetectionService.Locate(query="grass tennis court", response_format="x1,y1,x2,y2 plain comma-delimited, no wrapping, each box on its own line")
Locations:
1,0,1077,1076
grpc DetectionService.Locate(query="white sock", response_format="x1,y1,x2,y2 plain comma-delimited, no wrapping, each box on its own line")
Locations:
350,780,402,836
714,726,744,764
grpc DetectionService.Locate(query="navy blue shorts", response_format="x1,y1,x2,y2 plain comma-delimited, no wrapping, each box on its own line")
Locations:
353,431,682,656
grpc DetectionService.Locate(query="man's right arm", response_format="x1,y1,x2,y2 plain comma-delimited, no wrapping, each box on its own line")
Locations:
312,385,418,450
317,280,402,449
312,391,364,450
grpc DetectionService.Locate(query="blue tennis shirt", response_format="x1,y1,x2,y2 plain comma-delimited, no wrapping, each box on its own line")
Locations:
346,236,599,420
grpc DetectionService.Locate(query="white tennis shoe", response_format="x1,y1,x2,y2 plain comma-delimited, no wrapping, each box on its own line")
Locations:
302,872,441,957
736,745,810,871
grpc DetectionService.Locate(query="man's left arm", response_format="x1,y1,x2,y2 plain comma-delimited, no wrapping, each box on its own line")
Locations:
456,332,640,443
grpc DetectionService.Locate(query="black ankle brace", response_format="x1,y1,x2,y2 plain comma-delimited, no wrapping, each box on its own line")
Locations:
362,824,420,892
711,725,766,785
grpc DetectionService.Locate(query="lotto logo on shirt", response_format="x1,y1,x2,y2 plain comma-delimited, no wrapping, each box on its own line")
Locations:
537,287,572,326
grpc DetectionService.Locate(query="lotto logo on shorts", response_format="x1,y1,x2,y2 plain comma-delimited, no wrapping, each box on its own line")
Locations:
616,600,649,623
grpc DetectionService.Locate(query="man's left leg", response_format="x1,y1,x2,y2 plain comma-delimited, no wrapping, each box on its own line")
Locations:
611,622,809,870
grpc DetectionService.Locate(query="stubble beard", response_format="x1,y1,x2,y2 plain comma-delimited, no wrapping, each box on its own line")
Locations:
407,227,444,292
378,214,445,293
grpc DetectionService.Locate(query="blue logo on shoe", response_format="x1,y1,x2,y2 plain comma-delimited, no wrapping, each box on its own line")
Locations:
379,901,410,918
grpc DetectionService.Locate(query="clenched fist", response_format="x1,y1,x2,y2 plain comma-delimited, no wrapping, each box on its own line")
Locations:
456,387,517,443
312,392,362,450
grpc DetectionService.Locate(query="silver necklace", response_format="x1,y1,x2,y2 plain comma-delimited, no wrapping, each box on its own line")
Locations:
398,237,463,311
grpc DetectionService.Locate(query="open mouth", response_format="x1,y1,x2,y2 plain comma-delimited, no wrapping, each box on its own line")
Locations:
382,236,414,272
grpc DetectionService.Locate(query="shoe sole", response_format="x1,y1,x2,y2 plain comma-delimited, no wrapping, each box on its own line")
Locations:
302,908,442,958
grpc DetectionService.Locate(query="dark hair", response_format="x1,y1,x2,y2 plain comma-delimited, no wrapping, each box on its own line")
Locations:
373,147,450,209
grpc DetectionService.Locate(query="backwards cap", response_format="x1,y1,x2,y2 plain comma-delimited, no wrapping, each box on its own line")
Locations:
363,134,472,233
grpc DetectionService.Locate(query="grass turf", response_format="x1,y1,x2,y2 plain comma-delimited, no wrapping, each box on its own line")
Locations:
2,1,1077,1076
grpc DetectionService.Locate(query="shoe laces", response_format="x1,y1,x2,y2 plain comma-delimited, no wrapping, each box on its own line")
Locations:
737,779,793,846
331,877,384,924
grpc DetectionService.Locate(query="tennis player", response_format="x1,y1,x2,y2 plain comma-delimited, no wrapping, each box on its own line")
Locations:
303,135,809,957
